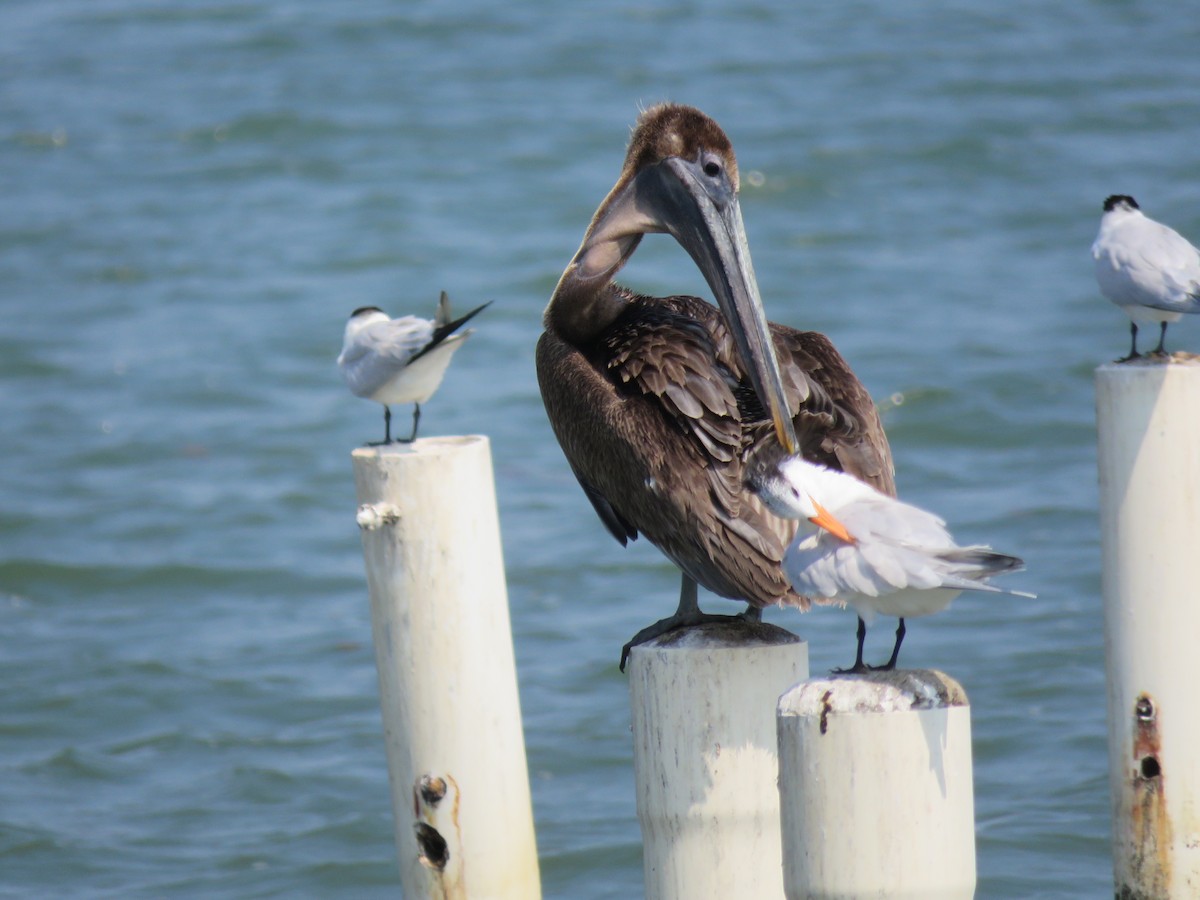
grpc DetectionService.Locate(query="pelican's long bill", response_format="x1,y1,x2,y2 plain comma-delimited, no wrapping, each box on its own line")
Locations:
586,151,799,454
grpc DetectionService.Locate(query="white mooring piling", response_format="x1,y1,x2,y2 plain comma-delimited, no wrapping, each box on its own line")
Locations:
626,621,808,900
1096,358,1200,897
776,669,976,900
352,436,541,900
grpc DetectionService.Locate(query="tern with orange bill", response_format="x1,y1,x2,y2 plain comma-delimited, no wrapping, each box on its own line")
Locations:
747,451,1033,672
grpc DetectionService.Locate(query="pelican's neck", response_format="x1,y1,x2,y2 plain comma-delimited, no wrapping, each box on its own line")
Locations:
545,234,642,344
546,168,653,344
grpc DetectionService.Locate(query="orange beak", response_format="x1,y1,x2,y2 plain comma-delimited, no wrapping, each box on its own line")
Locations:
809,500,856,544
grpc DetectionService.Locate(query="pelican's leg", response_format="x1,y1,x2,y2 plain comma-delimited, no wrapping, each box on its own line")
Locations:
618,574,748,672
832,617,870,675
1152,322,1169,356
872,618,906,671
368,406,394,447
1117,322,1140,363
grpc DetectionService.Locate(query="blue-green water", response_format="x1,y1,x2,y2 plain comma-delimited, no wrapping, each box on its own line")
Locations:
5,2,1198,896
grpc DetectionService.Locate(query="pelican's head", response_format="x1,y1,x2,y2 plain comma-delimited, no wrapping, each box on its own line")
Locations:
563,104,797,452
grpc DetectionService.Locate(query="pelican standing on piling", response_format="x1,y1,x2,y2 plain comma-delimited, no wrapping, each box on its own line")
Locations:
339,292,490,444
536,104,894,668
748,452,1032,672
1092,194,1200,361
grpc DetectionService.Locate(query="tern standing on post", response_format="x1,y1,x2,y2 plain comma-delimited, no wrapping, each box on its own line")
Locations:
1092,194,1200,361
748,452,1032,672
338,292,490,444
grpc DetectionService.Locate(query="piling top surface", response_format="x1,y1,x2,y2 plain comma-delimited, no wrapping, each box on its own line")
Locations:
638,620,802,654
351,434,487,460
778,668,967,717
1096,352,1200,378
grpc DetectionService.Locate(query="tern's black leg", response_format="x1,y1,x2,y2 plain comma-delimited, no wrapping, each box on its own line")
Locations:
368,406,394,447
833,617,870,675
1117,322,1141,363
1152,322,1168,356
873,618,906,671
403,403,421,443
619,574,751,672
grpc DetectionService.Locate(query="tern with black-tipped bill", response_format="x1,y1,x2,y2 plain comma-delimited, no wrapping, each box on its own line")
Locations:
338,291,490,444
1092,194,1200,361
748,451,1032,673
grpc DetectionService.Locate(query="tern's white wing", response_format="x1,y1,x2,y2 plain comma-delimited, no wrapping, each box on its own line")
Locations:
1094,215,1200,312
784,492,1021,603
339,316,435,398
786,495,953,599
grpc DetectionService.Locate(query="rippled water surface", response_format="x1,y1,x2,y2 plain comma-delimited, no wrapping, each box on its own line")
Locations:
5,1,1200,896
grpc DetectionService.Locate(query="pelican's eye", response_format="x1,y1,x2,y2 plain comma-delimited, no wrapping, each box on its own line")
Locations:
703,159,722,178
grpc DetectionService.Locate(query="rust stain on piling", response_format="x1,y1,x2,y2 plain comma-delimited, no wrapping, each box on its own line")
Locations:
412,772,466,899
1118,692,1172,899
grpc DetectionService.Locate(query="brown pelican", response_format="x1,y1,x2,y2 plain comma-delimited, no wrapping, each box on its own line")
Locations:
536,104,894,669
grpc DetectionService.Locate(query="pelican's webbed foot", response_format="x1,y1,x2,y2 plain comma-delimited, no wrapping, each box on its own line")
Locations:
619,608,749,672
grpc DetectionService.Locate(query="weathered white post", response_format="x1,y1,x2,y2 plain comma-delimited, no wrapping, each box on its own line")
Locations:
627,621,808,900
1096,358,1200,898
776,669,976,900
352,436,541,900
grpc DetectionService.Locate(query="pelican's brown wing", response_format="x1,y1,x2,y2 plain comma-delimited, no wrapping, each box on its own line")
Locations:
537,290,801,608
771,326,896,498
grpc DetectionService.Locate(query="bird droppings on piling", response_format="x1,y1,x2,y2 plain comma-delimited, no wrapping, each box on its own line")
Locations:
355,502,401,530
414,822,450,870
1100,352,1200,372
778,669,968,720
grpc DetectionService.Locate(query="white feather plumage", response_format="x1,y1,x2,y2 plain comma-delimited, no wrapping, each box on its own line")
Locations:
1092,194,1200,359
338,292,489,443
749,454,1031,670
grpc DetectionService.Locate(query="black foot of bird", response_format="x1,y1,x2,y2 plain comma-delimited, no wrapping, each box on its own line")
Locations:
1151,322,1169,357
619,609,753,672
1115,323,1141,363
831,617,906,675
618,576,762,672
366,406,396,446
831,617,871,675
366,404,422,446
